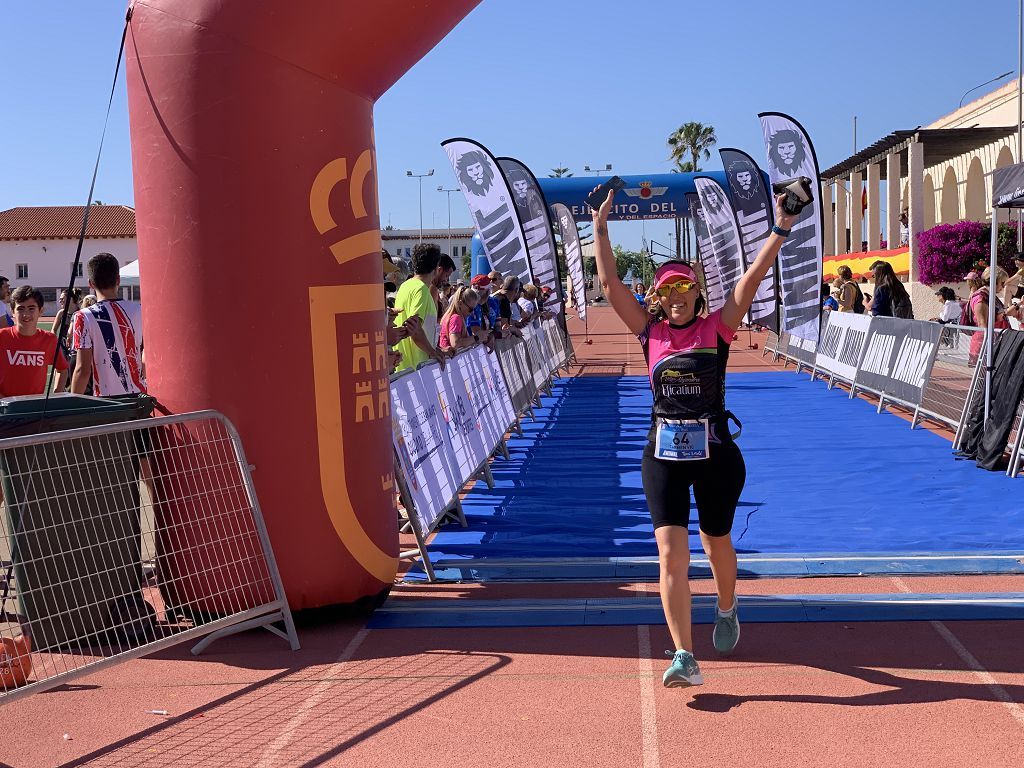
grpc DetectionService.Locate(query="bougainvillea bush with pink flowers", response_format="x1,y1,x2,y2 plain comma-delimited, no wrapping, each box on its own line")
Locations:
916,220,1018,285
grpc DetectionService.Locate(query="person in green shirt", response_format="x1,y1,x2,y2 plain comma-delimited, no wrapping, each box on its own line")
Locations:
393,243,447,372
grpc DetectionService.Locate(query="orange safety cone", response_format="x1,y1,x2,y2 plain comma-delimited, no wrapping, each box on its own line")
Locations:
0,634,31,689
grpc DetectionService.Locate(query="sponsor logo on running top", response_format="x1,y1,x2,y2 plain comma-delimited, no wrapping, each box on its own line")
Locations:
660,370,702,397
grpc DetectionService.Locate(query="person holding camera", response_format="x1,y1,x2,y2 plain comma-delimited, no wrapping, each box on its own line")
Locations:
591,186,797,688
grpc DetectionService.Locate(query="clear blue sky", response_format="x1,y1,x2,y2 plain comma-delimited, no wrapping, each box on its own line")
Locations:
2,1,1021,251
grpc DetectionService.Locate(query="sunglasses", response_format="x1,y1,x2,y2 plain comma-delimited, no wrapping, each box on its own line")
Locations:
655,279,697,298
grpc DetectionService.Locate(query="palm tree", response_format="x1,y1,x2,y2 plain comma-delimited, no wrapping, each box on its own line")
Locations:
670,160,696,174
667,122,716,260
667,122,717,173
549,166,573,178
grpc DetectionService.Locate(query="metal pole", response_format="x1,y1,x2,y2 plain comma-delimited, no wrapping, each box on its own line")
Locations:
853,115,857,153
407,169,433,244
985,208,999,423
1018,0,1023,247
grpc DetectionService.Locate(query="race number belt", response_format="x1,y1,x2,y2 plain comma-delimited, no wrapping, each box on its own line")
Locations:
653,417,709,462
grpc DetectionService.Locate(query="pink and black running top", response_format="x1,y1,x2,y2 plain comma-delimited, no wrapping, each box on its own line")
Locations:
638,309,733,425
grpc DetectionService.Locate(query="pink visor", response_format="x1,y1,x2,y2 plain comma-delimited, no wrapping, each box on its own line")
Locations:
653,262,698,289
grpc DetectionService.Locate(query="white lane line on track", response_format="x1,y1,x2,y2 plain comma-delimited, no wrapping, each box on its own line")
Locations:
637,624,661,768
256,627,370,767
890,577,1024,729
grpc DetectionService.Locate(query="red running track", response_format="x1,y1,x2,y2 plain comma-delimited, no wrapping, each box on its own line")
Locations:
2,307,1023,766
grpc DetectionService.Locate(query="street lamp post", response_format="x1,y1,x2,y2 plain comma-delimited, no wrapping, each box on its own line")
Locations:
957,70,1014,108
406,169,434,243
438,185,459,268
583,163,612,176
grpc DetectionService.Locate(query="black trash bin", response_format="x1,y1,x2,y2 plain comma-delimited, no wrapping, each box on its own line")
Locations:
0,393,155,652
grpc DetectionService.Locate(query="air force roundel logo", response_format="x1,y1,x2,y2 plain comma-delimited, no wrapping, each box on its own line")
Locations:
624,181,668,200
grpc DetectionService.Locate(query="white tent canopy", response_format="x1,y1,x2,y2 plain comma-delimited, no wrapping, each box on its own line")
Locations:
983,163,1024,419
119,259,140,287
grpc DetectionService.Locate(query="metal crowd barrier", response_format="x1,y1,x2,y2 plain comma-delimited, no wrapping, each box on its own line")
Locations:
0,411,299,706
391,320,573,579
915,324,988,432
762,330,781,361
1008,405,1024,477
772,312,1023,474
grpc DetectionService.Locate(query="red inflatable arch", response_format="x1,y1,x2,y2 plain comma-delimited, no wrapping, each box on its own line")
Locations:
125,0,481,610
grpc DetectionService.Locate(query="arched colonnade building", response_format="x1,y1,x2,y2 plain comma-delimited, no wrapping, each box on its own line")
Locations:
820,78,1023,308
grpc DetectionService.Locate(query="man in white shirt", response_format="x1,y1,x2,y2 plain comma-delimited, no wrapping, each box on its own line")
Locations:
71,253,145,396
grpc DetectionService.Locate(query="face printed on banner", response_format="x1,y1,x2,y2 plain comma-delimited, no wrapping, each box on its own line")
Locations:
768,129,806,176
727,160,757,202
703,188,725,215
456,150,494,196
512,178,529,201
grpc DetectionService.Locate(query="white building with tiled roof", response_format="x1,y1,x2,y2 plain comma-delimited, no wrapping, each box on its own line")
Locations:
0,205,138,307
381,227,474,280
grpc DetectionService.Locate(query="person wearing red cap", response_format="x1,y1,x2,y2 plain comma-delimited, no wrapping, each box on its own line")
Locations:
591,185,796,688
467,274,497,344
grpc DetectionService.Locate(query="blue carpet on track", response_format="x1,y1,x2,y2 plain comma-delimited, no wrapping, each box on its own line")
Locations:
412,372,1022,576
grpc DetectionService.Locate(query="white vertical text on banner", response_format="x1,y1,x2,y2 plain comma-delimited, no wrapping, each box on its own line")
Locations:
694,176,746,300
687,193,727,313
758,112,824,345
719,147,778,331
442,138,534,287
553,203,587,321
498,157,564,313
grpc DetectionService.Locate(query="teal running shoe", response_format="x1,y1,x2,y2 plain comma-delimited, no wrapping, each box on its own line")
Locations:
713,597,740,656
662,649,703,688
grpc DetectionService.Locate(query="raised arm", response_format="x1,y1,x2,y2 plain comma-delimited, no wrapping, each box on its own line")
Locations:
591,189,650,336
720,194,797,332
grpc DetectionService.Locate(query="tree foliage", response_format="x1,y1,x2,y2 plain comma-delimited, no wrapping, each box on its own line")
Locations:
612,245,656,284
549,166,573,178
667,122,717,173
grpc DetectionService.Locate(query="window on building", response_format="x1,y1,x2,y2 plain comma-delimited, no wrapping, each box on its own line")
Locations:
70,262,83,278
15,264,28,280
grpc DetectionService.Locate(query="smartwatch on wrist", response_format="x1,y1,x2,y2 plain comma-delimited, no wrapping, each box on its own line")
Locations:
772,224,791,238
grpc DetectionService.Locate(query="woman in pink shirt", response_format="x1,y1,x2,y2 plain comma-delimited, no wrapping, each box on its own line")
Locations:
438,286,481,354
592,187,796,688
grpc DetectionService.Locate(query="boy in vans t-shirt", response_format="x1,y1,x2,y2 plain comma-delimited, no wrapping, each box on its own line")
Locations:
0,285,69,397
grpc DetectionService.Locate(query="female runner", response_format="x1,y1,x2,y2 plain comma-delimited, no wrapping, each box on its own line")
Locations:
592,187,797,687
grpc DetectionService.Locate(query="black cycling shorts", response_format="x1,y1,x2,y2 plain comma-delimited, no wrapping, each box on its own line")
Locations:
641,438,746,537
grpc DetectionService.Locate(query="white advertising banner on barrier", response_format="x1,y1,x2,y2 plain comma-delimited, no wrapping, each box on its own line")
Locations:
477,347,518,431
459,349,507,457
390,370,460,533
542,318,567,370
522,327,550,389
814,312,872,382
534,324,557,376
433,357,490,480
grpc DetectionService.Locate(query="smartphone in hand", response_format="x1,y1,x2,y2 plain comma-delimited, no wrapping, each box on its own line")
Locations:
586,176,627,210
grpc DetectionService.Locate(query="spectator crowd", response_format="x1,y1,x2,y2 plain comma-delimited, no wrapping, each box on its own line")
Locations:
819,253,1024,330
384,243,558,375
